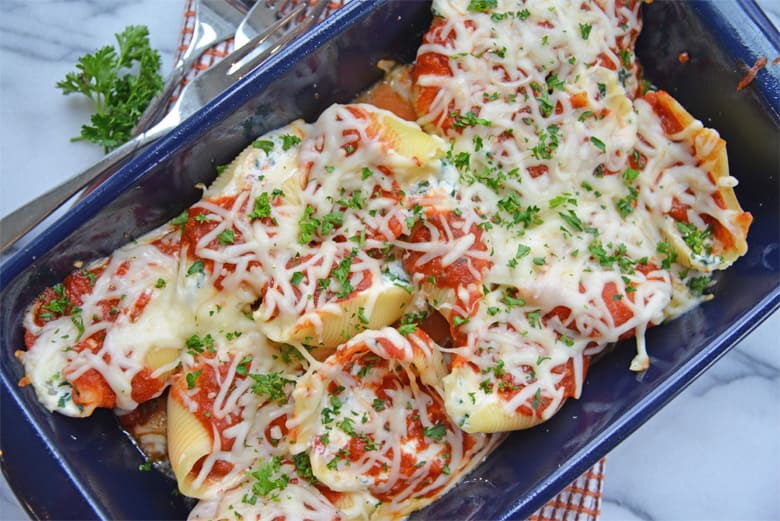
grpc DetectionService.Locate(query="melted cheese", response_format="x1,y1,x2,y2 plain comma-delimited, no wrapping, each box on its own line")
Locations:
18,1,751,519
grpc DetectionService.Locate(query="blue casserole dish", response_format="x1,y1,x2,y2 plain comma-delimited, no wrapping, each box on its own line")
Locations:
1,1,778,519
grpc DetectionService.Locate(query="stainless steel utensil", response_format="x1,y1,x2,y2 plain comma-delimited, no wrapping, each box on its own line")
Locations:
234,0,307,50
131,0,249,134
0,0,329,253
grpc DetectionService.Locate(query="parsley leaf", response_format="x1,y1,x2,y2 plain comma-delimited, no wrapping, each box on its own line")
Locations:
450,110,492,129
249,372,294,405
280,134,301,150
590,136,606,152
468,0,497,11
676,221,712,255
56,25,163,152
186,259,205,277
423,423,447,441
249,457,289,498
298,206,321,244
248,192,271,220
253,139,274,154
217,229,235,245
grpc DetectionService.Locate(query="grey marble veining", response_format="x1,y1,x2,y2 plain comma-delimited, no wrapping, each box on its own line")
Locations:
0,2,778,520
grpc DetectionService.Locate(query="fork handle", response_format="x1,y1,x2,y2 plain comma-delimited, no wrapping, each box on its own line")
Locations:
0,133,150,253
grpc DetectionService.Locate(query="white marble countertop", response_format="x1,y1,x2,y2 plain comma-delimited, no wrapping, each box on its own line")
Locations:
1,1,778,520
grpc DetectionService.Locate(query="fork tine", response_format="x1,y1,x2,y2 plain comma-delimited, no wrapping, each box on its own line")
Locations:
227,0,329,75
235,1,308,50
131,0,248,135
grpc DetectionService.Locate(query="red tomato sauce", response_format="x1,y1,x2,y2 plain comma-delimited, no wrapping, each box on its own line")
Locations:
403,210,492,290
644,91,685,135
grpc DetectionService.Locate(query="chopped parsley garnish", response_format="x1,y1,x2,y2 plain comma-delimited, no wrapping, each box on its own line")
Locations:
185,333,215,355
467,0,497,12
42,284,72,318
531,124,560,160
687,275,712,296
536,90,554,117
616,185,639,218
209,229,232,248
248,192,271,220
501,288,526,308
253,139,274,154
452,315,469,327
579,22,592,40
331,253,355,299
423,423,447,441
589,240,636,274
249,457,289,499
527,310,542,329
185,369,202,390
619,49,632,67
590,136,606,152
515,244,532,259
82,269,97,287
530,388,543,410
623,167,640,181
249,372,294,405
171,210,188,228
676,221,712,256
398,323,418,335
450,110,492,129
186,259,205,277
236,355,252,376
497,192,542,228
292,453,317,484
298,205,320,244
657,241,678,269
71,313,85,342
558,209,584,233
280,134,301,150
508,243,532,268
546,72,565,91
321,212,344,235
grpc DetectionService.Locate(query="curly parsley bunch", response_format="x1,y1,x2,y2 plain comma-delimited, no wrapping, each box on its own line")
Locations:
57,25,163,152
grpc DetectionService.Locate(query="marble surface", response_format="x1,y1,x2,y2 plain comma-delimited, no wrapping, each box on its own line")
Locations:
0,1,778,520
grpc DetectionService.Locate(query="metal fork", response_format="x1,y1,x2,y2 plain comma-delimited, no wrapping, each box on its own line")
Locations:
235,0,307,49
131,0,249,134
0,0,329,253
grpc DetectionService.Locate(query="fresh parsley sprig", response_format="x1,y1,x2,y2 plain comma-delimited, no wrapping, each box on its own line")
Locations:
56,25,163,152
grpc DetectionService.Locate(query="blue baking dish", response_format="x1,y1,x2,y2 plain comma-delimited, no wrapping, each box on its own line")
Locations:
1,1,778,519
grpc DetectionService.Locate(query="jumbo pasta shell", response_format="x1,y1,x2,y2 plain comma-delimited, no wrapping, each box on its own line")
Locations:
640,91,751,272
167,394,214,499
442,366,546,433
205,123,309,199
365,106,447,183
257,279,412,349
